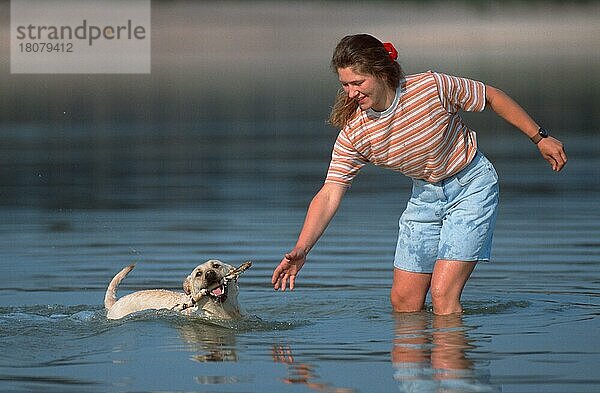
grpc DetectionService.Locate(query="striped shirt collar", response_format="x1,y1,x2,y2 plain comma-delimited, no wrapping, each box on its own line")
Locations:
366,86,401,119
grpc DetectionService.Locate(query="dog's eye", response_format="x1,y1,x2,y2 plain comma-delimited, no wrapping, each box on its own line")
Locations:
195,271,203,277
212,263,221,269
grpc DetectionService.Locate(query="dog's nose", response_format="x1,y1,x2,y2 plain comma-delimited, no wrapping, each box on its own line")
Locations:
205,269,218,283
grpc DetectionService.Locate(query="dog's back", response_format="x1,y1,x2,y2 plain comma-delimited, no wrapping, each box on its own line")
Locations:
105,265,191,319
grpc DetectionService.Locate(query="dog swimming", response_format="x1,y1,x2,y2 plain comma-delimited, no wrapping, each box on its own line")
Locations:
104,260,251,320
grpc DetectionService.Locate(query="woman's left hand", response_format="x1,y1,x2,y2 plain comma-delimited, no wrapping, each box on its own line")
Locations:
537,137,567,172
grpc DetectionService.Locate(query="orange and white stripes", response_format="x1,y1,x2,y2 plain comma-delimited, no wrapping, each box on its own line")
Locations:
325,71,486,186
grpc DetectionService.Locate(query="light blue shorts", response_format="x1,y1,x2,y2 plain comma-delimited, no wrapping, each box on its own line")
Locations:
394,152,499,273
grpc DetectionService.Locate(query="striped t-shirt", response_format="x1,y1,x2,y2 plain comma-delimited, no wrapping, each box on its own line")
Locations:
325,71,486,186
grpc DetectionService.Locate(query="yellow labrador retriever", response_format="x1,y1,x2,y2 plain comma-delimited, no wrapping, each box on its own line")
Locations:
104,260,242,320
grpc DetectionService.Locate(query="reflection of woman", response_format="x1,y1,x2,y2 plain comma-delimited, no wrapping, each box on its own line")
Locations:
272,34,567,314
392,313,495,392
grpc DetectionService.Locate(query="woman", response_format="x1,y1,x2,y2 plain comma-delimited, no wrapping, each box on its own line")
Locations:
271,34,567,315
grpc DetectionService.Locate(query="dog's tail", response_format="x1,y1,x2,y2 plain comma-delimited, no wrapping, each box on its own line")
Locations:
104,264,135,309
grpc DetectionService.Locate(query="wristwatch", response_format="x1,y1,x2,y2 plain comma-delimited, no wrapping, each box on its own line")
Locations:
530,127,549,144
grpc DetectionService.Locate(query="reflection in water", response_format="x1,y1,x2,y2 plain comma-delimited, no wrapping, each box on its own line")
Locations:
392,313,497,393
272,344,356,393
177,321,238,362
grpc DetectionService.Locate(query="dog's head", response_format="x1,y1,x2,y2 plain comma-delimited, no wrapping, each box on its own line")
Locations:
183,259,241,318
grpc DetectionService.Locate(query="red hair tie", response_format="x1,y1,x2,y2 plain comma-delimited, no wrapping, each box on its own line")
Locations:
383,42,398,61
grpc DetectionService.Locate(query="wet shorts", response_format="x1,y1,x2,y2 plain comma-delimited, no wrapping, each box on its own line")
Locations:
394,151,499,273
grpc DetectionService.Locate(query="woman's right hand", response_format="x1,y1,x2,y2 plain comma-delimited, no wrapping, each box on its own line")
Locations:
272,248,307,291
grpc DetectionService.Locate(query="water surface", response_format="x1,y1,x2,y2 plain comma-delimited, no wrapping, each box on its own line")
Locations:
1,121,598,392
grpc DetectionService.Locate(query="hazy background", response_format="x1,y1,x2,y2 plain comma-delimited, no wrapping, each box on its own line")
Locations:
1,0,599,211
2,1,599,124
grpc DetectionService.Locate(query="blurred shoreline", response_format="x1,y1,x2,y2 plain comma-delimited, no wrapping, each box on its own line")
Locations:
0,1,598,126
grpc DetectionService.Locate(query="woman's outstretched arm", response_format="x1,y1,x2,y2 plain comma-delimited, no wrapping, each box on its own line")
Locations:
272,183,347,291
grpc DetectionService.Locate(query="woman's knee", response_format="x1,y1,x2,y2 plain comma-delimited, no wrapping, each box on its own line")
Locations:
430,283,454,302
390,278,428,312
390,287,426,312
390,269,430,312
429,283,464,314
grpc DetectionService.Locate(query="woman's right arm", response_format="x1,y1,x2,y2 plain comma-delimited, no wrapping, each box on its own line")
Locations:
271,183,347,291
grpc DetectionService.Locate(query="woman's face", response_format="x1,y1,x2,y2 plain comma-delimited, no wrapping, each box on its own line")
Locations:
337,67,394,112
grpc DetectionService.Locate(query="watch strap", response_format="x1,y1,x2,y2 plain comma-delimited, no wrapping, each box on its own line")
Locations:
530,133,543,144
530,127,548,144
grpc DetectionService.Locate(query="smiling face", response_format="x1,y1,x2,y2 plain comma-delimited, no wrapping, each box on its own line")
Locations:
337,67,395,112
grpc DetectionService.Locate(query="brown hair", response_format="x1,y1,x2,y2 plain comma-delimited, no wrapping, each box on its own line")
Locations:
328,34,403,129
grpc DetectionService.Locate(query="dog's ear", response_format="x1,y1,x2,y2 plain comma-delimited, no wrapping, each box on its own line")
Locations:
183,276,192,295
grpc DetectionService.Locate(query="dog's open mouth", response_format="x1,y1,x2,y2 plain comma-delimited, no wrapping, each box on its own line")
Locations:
207,282,228,303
